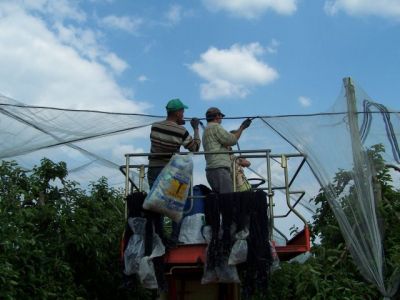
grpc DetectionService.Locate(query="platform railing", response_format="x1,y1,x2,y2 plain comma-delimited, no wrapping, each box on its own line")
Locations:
121,149,307,242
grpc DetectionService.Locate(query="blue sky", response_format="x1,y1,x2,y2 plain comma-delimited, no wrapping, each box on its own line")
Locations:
0,0,399,118
0,0,399,184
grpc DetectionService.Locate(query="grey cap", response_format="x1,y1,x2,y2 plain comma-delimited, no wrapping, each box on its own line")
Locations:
205,107,225,120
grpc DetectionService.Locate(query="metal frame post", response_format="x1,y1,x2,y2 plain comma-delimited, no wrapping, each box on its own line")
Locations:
266,151,274,239
124,154,130,220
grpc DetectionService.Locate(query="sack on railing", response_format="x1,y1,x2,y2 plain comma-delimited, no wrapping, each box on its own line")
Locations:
137,232,165,289
270,240,281,272
179,213,206,244
228,229,249,265
124,217,146,275
143,154,193,222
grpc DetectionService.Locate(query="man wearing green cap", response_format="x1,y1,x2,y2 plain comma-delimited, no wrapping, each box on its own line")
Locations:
147,98,200,246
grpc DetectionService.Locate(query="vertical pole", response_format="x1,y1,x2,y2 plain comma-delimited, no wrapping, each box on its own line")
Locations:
232,156,237,192
343,77,385,292
124,154,130,220
266,151,274,239
344,77,362,151
282,155,307,226
138,165,145,192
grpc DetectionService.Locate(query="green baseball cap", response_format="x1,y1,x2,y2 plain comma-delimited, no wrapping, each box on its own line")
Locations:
166,98,188,112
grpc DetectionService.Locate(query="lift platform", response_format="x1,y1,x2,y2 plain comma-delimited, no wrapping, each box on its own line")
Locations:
163,225,310,266
121,149,312,299
275,226,310,261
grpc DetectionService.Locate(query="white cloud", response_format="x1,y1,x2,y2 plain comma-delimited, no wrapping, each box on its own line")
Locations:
111,144,147,164
203,0,297,19
162,4,194,27
0,2,147,112
266,38,280,54
54,23,101,60
189,43,278,100
21,0,87,22
298,96,312,107
324,0,400,19
102,52,129,74
54,22,128,74
99,15,143,33
165,4,183,25
138,75,148,82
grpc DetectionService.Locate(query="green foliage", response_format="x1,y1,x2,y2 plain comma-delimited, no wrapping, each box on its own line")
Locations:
0,158,148,299
1,144,399,299
268,145,400,299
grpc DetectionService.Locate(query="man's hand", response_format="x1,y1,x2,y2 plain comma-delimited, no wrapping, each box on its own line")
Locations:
190,118,200,129
241,118,252,129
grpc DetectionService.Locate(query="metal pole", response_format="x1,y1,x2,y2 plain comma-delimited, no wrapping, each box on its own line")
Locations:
232,156,237,192
266,151,274,239
282,155,307,226
124,154,130,220
138,165,145,192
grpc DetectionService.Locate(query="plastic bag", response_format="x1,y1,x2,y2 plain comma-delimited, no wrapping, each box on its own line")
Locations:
202,257,240,284
179,213,206,244
228,229,249,265
201,224,240,284
215,257,241,283
201,225,213,243
143,154,193,222
201,259,218,284
138,257,158,289
137,233,166,289
124,217,146,275
270,241,281,272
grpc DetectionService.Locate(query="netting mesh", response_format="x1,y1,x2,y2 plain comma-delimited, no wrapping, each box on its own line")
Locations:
1,78,399,297
262,78,400,298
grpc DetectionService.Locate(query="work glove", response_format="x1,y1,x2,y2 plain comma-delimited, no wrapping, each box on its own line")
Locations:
241,118,252,129
190,118,200,129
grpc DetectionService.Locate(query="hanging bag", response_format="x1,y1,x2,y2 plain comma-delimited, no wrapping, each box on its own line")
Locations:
143,154,193,222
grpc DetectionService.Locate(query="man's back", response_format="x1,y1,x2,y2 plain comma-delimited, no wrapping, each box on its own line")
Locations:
203,122,237,170
149,120,200,167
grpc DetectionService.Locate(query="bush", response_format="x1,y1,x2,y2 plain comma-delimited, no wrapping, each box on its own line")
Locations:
267,145,399,299
0,159,149,299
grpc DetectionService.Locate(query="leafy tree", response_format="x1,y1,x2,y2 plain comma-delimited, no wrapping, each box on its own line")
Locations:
268,145,400,299
0,158,149,299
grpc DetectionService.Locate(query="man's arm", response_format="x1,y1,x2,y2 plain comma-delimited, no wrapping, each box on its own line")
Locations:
182,118,201,152
238,157,251,167
214,124,238,147
232,118,252,140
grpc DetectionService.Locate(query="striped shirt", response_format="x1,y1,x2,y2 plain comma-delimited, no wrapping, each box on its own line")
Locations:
149,120,200,166
202,122,237,169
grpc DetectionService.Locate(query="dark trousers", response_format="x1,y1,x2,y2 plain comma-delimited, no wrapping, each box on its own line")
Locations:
206,167,233,194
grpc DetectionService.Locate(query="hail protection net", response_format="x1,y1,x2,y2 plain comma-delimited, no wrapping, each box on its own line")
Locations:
0,94,163,187
1,78,399,298
262,78,400,298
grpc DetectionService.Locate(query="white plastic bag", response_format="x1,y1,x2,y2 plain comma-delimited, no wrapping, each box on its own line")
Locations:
124,217,146,275
201,259,218,284
138,257,158,289
270,241,281,272
143,154,193,222
215,261,241,283
137,233,166,289
201,258,240,284
228,229,249,265
179,213,206,244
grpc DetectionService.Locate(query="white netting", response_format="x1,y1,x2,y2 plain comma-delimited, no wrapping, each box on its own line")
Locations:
262,78,400,298
0,94,163,188
1,78,399,297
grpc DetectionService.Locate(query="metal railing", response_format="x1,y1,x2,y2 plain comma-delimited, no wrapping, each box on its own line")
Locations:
120,149,308,241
